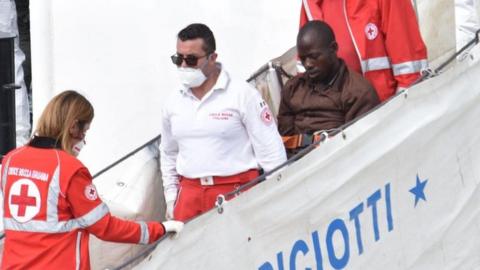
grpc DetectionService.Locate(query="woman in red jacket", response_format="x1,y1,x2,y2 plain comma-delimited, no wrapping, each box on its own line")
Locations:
1,90,183,270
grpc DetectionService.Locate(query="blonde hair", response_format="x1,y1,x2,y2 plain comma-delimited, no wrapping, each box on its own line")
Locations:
35,90,94,155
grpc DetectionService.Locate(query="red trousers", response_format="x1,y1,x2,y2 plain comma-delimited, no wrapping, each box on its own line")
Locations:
173,169,259,222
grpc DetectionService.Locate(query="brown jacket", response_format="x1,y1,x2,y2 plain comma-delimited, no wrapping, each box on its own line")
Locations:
278,60,380,136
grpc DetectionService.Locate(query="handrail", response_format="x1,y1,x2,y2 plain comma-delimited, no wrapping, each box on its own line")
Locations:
246,62,293,83
433,29,480,74
92,134,161,179
247,63,270,82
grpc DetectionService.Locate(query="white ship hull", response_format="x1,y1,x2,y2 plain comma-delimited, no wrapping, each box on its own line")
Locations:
133,44,480,270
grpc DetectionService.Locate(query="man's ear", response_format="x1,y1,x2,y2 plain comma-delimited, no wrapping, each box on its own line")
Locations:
329,41,338,53
209,52,218,62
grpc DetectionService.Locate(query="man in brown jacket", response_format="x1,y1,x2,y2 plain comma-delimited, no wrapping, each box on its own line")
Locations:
278,21,380,156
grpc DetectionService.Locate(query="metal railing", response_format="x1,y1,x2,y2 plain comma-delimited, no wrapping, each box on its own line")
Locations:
92,134,161,179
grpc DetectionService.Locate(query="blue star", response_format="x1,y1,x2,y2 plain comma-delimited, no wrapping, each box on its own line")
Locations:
409,174,428,207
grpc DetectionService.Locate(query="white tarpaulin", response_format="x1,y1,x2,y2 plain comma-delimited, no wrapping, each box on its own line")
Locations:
135,46,480,270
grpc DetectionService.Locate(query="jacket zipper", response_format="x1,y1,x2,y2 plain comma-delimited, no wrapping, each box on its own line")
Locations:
342,0,364,74
303,0,313,20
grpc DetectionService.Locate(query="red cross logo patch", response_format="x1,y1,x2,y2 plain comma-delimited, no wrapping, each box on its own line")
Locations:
8,179,41,223
260,107,273,125
365,23,378,40
84,184,98,201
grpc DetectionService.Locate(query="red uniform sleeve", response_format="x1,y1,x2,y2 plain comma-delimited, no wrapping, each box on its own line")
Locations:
380,0,428,88
66,168,165,244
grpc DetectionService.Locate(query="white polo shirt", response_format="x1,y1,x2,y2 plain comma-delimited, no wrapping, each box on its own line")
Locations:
160,65,287,202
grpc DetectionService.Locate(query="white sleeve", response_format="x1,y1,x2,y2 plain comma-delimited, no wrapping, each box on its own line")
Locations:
242,88,287,172
159,106,179,203
455,0,480,51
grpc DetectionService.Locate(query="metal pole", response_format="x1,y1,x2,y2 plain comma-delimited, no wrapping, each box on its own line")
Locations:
0,32,17,161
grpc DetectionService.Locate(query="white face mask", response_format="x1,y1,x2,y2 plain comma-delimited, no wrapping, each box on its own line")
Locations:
177,58,209,88
72,140,86,157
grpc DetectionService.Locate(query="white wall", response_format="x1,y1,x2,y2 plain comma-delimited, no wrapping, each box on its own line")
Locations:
30,0,301,172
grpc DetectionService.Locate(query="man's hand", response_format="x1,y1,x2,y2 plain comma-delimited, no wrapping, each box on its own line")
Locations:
165,201,175,220
162,220,184,236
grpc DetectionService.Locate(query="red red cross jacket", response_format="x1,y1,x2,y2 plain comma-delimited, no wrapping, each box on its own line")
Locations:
300,0,428,101
0,137,165,270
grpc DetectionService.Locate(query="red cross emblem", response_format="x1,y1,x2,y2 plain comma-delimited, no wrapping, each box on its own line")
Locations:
261,107,273,125
8,179,41,222
264,111,271,121
368,27,374,36
365,23,378,40
11,184,37,217
84,184,98,201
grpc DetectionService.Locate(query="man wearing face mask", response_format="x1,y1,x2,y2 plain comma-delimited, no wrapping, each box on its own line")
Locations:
160,23,287,222
278,21,380,157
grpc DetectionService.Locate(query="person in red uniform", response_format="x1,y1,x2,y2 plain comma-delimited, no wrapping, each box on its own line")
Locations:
0,90,184,270
300,0,428,101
